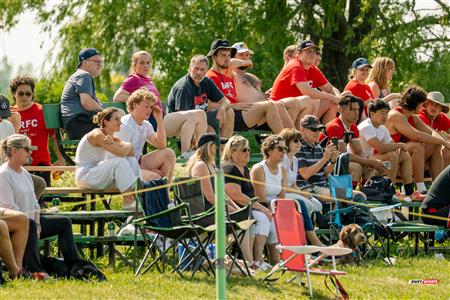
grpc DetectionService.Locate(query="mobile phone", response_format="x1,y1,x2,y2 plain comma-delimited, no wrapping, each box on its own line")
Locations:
383,161,392,170
331,137,338,147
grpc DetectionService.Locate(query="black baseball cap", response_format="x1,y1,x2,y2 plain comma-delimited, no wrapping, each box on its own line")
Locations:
300,115,325,130
0,95,12,118
297,40,320,52
77,47,101,68
352,57,372,69
197,133,228,148
207,39,237,57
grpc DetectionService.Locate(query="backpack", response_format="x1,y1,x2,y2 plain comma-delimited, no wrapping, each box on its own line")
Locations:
361,176,396,204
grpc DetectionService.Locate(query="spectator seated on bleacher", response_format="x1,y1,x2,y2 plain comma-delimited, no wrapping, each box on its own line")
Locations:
0,208,29,279
296,115,367,203
114,89,175,183
270,40,348,124
320,95,386,188
385,86,450,194
357,99,417,201
113,50,207,158
0,134,80,279
75,108,141,209
367,57,402,109
206,39,289,134
10,75,65,185
418,91,450,167
229,42,313,130
422,164,450,228
61,48,104,140
279,128,322,217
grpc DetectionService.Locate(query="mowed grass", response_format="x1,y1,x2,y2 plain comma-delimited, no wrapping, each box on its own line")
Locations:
1,257,448,300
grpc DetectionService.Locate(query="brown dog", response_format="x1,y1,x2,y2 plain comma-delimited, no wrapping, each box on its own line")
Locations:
336,224,367,264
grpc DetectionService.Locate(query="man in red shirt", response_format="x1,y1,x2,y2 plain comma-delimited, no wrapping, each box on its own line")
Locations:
271,40,349,124
320,95,385,186
10,75,65,185
206,39,285,133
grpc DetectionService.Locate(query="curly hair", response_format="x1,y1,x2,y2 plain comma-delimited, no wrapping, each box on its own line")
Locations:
126,88,158,112
399,85,427,111
261,134,286,159
10,75,35,95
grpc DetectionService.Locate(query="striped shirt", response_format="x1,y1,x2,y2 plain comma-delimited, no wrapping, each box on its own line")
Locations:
296,139,328,188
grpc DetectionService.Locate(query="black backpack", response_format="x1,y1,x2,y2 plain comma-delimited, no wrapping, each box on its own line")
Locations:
361,176,396,204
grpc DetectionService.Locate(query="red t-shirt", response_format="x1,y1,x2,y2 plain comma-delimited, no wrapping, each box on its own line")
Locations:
344,79,374,115
319,117,360,141
13,103,54,166
206,69,237,103
418,108,450,132
391,107,415,143
270,58,328,100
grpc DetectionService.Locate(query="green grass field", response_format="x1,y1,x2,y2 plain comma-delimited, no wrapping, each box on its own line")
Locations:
1,257,449,299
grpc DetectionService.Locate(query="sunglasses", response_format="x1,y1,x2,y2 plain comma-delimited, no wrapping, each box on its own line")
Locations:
293,139,301,143
306,127,322,132
17,92,33,97
22,146,33,153
86,59,103,66
274,145,287,152
240,147,250,153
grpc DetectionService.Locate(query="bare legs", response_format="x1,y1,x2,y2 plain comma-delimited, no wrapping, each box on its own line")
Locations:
140,148,176,183
317,99,338,124
164,110,207,153
273,96,318,129
241,101,284,133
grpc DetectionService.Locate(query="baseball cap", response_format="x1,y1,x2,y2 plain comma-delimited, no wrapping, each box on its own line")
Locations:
352,58,372,69
297,40,320,52
77,48,101,68
231,42,254,55
427,91,449,113
300,115,325,130
0,94,12,118
197,133,228,148
206,39,237,57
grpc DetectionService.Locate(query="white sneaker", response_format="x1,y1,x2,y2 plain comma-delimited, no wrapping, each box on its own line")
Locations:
255,261,273,272
180,150,195,160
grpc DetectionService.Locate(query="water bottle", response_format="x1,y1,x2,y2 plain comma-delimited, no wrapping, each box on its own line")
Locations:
52,198,61,207
107,222,116,237
435,230,445,243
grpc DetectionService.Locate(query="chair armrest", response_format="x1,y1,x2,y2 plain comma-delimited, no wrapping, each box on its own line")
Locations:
133,202,188,224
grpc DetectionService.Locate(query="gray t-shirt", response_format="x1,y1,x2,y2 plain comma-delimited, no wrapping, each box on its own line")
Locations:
60,69,102,126
0,163,40,219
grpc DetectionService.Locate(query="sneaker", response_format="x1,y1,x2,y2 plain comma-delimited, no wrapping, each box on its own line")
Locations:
254,261,273,272
30,272,51,281
180,150,195,160
411,191,425,202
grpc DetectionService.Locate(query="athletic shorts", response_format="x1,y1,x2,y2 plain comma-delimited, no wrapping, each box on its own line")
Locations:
254,122,271,131
206,110,219,128
233,109,251,131
423,206,450,228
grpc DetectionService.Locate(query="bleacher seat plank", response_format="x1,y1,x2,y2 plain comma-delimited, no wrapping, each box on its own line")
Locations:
44,187,120,194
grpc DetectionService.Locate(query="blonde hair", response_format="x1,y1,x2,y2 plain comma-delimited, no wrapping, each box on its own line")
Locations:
367,57,395,90
129,50,152,75
347,67,356,80
92,107,121,128
126,88,157,112
186,142,215,175
221,135,249,163
1,134,31,159
283,45,297,59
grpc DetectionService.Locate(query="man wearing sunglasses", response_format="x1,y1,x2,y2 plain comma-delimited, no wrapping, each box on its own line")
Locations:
10,75,65,186
61,48,104,140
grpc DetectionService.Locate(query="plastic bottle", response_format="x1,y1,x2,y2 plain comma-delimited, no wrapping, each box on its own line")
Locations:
107,222,116,237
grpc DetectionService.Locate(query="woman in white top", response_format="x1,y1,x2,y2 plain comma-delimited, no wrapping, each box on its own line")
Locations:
75,107,141,209
0,134,80,277
279,128,323,217
250,135,287,269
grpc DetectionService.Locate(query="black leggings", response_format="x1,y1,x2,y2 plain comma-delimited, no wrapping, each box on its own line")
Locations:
24,215,80,272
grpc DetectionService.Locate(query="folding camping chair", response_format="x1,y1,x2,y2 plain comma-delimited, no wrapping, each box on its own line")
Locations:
132,178,215,279
262,199,351,299
173,176,255,277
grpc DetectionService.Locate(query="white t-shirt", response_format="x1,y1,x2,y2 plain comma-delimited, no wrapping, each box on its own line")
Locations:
357,118,393,158
0,163,40,219
115,114,155,160
0,119,15,140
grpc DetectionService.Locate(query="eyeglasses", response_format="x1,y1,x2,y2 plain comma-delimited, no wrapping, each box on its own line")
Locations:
22,146,33,153
293,139,301,143
274,145,287,152
17,92,33,97
86,59,103,66
306,127,322,132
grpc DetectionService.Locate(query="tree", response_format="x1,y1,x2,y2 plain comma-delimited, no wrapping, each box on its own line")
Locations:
0,56,13,96
1,0,449,101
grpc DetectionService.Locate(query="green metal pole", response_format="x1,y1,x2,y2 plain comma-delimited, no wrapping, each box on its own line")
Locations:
215,123,226,300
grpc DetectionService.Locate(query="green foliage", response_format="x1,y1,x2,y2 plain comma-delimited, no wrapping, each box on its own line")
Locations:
1,0,449,99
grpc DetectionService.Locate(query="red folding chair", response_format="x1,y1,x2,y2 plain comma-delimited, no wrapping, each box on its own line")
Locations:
262,199,352,299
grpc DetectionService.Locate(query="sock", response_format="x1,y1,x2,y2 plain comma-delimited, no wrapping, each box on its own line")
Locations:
416,182,427,193
404,183,414,196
